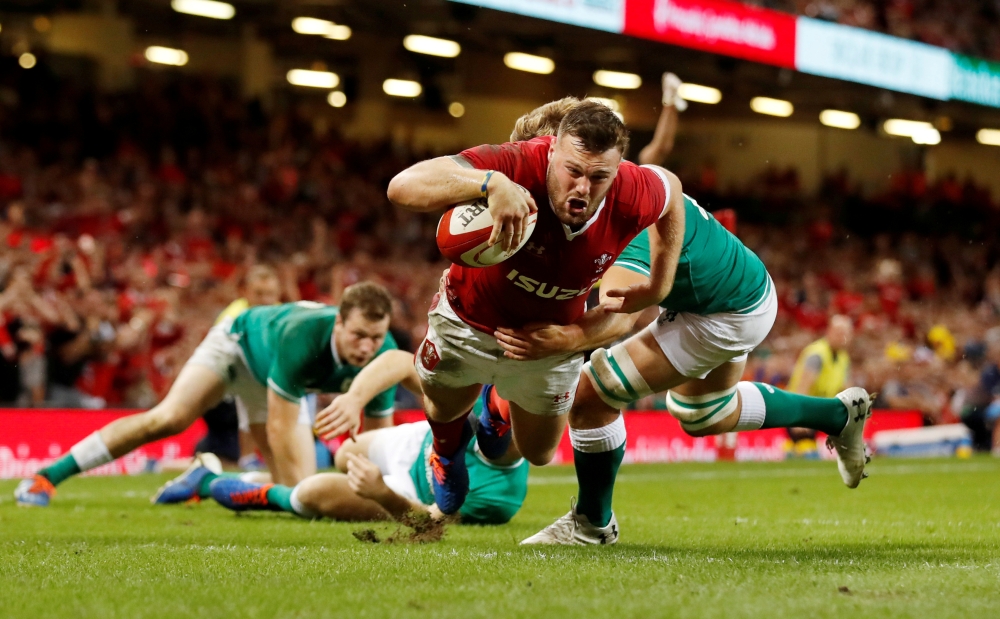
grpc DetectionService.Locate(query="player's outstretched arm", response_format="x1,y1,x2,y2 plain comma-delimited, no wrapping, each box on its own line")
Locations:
494,266,649,360
606,168,685,314
314,349,418,440
387,155,537,251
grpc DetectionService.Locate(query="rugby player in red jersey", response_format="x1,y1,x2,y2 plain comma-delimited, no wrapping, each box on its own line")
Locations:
387,101,686,513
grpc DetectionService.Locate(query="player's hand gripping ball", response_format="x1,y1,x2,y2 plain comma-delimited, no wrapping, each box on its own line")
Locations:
436,198,538,267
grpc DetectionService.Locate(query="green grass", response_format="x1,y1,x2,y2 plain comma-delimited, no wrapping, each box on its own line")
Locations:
3,458,1000,618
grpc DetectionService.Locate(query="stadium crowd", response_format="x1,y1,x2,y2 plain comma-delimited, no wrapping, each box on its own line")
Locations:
757,0,1000,61
1,74,998,448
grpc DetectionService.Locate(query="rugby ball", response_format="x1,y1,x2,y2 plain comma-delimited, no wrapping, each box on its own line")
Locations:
436,198,537,268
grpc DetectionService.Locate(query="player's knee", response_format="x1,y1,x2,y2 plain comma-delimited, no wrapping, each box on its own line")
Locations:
666,386,739,437
583,345,654,411
144,407,193,439
522,449,556,467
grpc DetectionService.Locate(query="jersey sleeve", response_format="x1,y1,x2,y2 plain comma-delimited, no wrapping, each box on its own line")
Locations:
266,320,326,402
363,332,399,417
613,228,652,277
636,165,671,228
459,458,529,525
457,142,526,178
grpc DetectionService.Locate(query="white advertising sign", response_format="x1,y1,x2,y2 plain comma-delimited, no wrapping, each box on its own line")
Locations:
449,0,625,33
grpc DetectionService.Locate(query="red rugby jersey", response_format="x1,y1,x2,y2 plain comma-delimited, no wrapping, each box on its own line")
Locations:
448,136,666,333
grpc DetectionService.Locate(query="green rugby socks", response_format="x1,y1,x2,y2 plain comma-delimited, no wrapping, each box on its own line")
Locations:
265,485,295,512
38,454,81,486
736,382,848,435
571,416,627,528
39,432,113,486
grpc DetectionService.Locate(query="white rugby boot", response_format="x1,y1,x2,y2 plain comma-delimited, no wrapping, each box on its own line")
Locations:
662,72,687,111
828,388,875,488
520,501,619,546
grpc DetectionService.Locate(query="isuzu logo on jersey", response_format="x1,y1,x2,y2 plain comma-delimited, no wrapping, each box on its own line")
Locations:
506,268,592,300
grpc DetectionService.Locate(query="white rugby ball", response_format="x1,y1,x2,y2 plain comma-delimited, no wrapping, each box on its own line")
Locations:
436,198,537,268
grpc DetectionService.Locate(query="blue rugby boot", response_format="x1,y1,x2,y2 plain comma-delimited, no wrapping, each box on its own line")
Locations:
151,453,222,504
429,419,474,515
475,385,512,460
14,475,56,507
210,477,281,512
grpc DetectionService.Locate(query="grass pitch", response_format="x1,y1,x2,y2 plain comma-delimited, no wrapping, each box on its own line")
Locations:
2,458,1000,618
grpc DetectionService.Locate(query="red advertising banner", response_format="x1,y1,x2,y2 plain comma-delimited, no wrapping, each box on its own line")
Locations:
0,409,206,479
624,0,797,68
2,408,923,478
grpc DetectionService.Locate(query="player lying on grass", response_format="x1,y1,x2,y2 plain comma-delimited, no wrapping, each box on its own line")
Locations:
153,348,529,525
387,100,685,514
15,282,401,507
482,100,873,545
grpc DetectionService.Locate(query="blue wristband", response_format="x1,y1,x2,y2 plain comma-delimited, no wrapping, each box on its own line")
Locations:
480,170,495,198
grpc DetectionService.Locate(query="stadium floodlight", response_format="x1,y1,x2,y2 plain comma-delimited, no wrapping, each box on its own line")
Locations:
170,0,235,20
144,46,189,67
593,70,641,90
325,25,351,40
750,97,793,117
18,52,36,69
503,52,554,75
287,69,339,89
403,35,461,58
677,83,722,104
448,102,465,118
383,79,422,97
292,17,334,35
327,91,347,108
976,129,1000,146
819,109,860,130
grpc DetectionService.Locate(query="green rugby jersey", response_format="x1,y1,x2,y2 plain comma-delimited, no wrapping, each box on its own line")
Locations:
230,302,398,415
614,195,770,315
411,415,530,525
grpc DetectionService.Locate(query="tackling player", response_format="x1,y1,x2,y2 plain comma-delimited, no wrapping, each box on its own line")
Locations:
489,104,873,545
15,282,401,507
154,346,528,525
387,100,686,513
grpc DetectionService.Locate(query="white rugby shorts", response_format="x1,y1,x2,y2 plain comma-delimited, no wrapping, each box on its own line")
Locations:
414,294,583,417
366,421,430,502
649,278,778,380
185,319,311,430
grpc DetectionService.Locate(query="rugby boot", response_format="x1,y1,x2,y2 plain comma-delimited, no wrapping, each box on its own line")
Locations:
151,453,222,504
521,500,619,546
14,475,56,507
429,419,474,515
210,478,281,512
827,388,875,488
475,385,512,460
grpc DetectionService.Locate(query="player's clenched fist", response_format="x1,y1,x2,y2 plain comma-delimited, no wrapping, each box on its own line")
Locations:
314,392,364,440
486,173,537,252
345,453,391,501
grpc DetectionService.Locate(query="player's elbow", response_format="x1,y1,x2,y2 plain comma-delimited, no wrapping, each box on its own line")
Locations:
387,169,430,212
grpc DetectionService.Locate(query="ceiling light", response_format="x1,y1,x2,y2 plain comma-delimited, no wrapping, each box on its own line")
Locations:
170,0,235,20
586,97,620,112
328,92,347,108
819,109,860,130
677,83,722,104
383,79,422,98
18,53,36,69
911,127,941,145
593,70,641,90
403,35,460,58
977,129,1000,146
287,69,339,89
448,102,465,118
750,97,793,117
145,46,189,67
292,17,334,35
325,25,351,40
503,52,554,75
